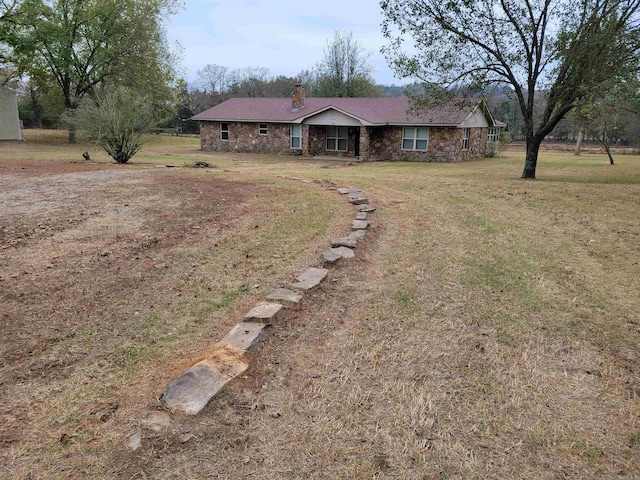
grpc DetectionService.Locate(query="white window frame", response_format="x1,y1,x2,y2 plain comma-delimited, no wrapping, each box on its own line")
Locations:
259,123,268,135
220,122,229,140
290,124,302,149
461,128,470,151
402,127,429,151
326,126,348,152
487,127,500,146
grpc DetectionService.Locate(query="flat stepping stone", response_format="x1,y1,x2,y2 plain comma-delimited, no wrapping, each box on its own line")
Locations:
352,220,370,230
358,205,376,212
332,246,355,258
243,302,284,323
331,237,357,248
338,187,361,195
220,322,267,351
323,250,342,266
355,212,367,220
289,267,329,292
348,230,366,242
348,194,369,205
266,288,303,308
161,346,249,415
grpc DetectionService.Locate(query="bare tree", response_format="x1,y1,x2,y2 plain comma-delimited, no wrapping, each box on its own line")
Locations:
197,64,229,95
381,0,640,178
315,30,380,97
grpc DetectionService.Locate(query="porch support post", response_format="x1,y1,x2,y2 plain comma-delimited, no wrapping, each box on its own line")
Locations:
302,124,310,156
359,126,370,161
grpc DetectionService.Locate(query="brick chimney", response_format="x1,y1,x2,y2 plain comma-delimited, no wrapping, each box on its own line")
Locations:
292,83,305,111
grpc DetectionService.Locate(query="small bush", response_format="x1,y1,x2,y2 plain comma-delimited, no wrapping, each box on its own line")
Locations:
486,140,500,158
70,86,155,163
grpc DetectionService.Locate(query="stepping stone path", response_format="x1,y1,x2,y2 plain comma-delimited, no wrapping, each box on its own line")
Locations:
349,230,366,242
266,288,303,308
243,302,284,323
331,236,358,248
332,246,355,259
338,187,361,195
352,220,369,230
159,176,377,416
323,249,343,266
161,345,251,415
348,193,369,205
359,205,376,212
289,267,329,292
221,322,268,350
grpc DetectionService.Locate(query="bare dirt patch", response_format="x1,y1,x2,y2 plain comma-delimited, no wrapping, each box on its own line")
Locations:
0,148,351,478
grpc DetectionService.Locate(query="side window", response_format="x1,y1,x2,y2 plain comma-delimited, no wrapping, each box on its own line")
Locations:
461,128,470,150
259,123,268,135
291,124,302,149
220,122,229,140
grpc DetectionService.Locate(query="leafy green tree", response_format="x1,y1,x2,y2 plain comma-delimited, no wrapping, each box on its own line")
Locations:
381,0,640,178
315,30,380,97
69,85,155,163
3,0,180,142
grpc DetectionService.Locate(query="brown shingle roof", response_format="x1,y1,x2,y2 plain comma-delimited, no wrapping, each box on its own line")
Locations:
191,96,480,126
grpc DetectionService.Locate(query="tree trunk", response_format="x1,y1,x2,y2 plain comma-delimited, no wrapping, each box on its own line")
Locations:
68,127,77,144
574,126,584,156
29,86,43,129
521,136,541,179
604,143,615,165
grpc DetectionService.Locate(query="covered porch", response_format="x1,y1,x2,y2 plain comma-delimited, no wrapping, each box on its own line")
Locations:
296,108,373,161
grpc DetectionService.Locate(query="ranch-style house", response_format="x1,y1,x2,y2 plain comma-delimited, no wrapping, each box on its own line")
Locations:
192,84,503,162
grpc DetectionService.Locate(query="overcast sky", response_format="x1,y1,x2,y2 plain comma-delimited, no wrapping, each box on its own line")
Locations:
166,0,410,87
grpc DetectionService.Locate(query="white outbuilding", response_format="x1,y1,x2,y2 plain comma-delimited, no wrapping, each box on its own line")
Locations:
0,86,22,140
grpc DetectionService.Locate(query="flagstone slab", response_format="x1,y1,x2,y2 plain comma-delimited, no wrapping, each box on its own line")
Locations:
355,212,367,220
348,194,369,205
352,220,370,230
348,230,366,242
220,322,267,351
161,347,248,415
289,267,329,292
331,237,357,248
338,187,362,195
323,250,342,266
243,302,284,323
266,288,303,308
332,246,355,258
358,205,376,212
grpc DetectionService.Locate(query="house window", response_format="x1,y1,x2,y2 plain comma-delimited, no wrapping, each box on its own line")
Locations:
487,127,500,146
326,126,348,151
402,127,429,150
461,128,470,150
220,122,229,140
259,123,268,135
291,124,302,149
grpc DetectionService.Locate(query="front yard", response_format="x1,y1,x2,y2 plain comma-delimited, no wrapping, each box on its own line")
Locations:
1,132,639,478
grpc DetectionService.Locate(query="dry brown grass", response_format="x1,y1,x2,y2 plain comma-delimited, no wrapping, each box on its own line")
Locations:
2,131,639,479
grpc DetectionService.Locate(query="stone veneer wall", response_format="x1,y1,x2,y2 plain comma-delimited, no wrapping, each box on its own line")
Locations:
307,125,357,157
459,126,487,161
369,126,487,162
199,121,488,162
200,121,296,155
